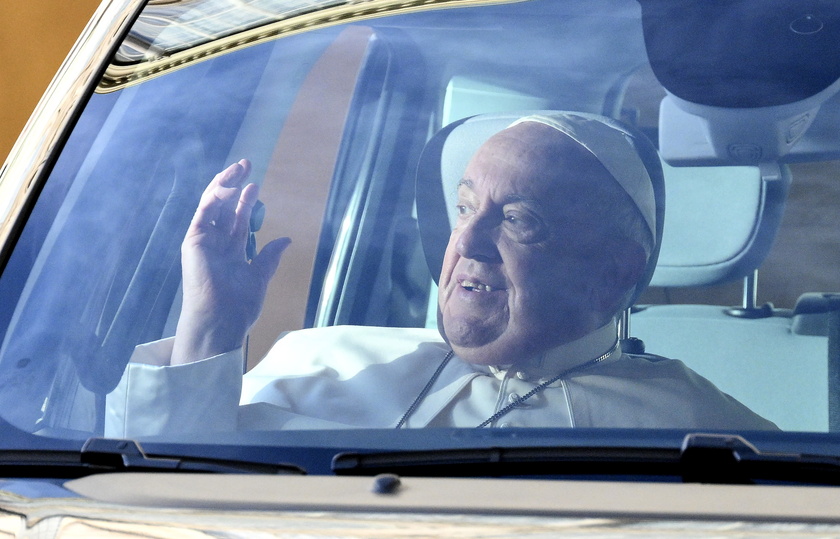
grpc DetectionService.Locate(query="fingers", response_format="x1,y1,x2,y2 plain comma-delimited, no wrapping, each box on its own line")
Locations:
231,182,260,245
219,158,251,188
252,237,291,283
192,159,252,234
188,159,289,285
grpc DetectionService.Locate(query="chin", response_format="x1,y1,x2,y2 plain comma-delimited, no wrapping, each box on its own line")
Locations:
438,304,535,365
445,328,529,366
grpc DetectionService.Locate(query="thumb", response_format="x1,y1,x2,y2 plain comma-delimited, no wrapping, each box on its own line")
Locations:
252,237,291,283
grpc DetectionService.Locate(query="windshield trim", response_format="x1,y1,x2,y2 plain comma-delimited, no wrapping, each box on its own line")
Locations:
98,0,525,92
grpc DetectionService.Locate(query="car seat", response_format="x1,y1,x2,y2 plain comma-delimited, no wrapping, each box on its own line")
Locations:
631,161,838,431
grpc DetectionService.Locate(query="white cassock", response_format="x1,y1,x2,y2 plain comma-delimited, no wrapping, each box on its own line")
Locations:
105,321,777,437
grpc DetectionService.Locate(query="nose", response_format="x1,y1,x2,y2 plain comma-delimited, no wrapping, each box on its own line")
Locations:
455,214,500,262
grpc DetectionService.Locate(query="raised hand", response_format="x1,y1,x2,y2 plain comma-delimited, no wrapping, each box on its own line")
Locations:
171,159,290,365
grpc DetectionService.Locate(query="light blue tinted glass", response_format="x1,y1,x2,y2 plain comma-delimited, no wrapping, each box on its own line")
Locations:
1,0,839,442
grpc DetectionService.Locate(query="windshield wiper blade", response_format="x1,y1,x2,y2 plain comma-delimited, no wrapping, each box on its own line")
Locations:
333,433,840,486
0,438,305,478
333,445,684,479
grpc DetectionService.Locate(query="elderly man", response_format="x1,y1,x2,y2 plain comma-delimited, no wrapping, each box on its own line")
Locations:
105,113,776,436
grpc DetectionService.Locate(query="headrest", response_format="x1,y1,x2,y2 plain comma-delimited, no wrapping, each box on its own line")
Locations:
415,111,665,308
649,162,791,287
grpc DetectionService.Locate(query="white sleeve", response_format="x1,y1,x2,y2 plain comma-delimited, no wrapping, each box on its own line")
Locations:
105,338,243,438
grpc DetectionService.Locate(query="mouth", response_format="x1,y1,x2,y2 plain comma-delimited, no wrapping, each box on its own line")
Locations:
460,279,504,293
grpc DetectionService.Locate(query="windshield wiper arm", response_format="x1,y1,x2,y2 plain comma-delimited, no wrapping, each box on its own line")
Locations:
333,433,840,486
681,433,840,485
0,438,305,478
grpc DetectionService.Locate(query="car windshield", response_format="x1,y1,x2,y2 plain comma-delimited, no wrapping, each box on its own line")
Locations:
1,0,839,457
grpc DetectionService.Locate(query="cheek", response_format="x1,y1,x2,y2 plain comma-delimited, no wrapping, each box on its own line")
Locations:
508,248,597,317
438,233,461,287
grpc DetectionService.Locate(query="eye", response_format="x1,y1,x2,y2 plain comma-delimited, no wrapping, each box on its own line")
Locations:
455,203,475,217
503,210,534,227
503,210,546,243
504,213,522,225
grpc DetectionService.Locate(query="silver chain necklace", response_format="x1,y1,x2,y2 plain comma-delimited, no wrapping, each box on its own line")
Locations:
395,340,619,429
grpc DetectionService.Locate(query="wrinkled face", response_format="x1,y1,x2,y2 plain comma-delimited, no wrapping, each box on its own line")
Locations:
438,122,643,366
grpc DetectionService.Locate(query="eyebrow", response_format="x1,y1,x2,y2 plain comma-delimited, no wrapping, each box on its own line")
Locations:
457,178,544,209
503,193,539,206
455,179,476,200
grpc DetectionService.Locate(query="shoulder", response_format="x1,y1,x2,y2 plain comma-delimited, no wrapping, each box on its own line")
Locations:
241,325,451,410
601,353,742,401
591,352,708,381
567,353,779,430
272,325,445,354
248,325,447,376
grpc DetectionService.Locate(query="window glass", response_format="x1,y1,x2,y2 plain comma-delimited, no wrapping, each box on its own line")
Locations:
1,0,839,440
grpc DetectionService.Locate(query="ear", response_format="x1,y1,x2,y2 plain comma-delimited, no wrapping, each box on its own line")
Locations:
613,239,648,291
593,239,648,314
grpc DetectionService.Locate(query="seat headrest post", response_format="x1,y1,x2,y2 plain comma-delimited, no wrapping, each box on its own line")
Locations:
743,270,758,311
619,308,631,341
